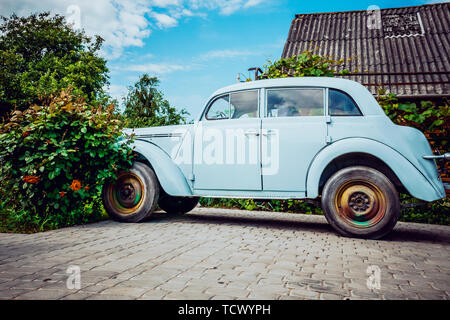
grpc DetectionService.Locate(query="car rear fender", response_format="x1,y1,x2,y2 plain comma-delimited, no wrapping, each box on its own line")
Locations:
306,138,445,201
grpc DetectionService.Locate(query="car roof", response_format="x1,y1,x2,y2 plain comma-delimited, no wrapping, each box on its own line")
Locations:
199,77,385,119
211,77,364,96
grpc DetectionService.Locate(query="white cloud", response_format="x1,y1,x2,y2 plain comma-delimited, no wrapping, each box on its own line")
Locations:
0,0,152,59
0,0,268,59
244,0,265,8
107,84,128,101
150,0,182,7
126,63,187,74
152,12,178,28
187,0,267,15
199,49,257,60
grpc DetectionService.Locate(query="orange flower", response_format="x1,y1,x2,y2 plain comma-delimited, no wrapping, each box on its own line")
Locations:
84,186,90,190
23,175,40,184
69,180,82,191
59,191,66,198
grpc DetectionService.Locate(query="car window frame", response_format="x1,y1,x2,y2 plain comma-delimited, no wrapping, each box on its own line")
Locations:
202,89,260,121
327,88,363,117
204,94,230,121
264,87,326,118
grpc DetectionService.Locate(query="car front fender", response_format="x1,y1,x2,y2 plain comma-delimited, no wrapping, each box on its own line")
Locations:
131,139,193,196
306,138,445,201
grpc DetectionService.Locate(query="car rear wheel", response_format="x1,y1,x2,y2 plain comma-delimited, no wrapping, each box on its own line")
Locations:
321,166,400,239
102,162,159,222
158,193,199,215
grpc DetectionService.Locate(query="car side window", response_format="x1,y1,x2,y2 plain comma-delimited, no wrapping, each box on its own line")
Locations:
230,90,258,119
205,95,230,120
329,89,362,116
267,88,324,117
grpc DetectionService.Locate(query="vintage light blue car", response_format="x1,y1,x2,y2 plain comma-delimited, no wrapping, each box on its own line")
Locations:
102,77,448,239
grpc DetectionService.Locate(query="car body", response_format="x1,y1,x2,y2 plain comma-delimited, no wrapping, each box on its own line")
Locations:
103,77,447,239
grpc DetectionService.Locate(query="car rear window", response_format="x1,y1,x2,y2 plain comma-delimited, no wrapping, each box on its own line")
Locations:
329,89,362,116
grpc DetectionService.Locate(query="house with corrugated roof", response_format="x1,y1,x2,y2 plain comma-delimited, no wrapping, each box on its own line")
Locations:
281,2,449,103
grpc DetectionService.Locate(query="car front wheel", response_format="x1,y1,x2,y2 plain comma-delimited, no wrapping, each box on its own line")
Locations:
321,166,400,239
102,162,159,222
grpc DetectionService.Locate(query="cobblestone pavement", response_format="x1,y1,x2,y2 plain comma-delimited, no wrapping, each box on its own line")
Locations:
0,207,449,300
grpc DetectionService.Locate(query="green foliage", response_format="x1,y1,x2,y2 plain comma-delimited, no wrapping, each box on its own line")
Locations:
377,89,449,150
399,195,449,225
199,198,323,215
261,50,349,79
122,74,189,128
0,196,108,233
0,12,109,117
0,89,133,231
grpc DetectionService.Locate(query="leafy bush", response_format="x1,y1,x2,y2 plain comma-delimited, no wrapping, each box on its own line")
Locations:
398,195,449,225
261,50,350,79
0,89,133,232
199,198,322,215
377,89,449,151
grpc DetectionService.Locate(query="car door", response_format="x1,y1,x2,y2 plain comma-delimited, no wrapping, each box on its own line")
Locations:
193,89,262,191
261,87,327,192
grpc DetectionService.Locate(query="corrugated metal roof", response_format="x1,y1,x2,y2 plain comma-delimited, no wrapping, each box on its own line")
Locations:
281,3,450,98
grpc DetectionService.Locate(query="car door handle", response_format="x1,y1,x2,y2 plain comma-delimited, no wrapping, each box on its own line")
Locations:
245,130,259,136
262,129,276,136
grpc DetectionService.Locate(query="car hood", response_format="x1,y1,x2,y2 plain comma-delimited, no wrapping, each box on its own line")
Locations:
123,124,192,137
123,124,194,159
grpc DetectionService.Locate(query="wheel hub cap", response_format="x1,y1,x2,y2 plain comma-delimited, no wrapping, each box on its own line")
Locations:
110,173,144,214
335,181,386,228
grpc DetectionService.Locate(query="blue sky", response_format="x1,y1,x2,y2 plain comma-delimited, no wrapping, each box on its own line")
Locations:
0,0,445,120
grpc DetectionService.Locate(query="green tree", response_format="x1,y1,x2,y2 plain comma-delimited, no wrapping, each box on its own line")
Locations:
0,12,109,117
122,74,189,128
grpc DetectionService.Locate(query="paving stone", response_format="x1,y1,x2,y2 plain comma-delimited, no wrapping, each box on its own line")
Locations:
319,293,345,300
139,289,170,299
60,292,93,300
350,289,383,300
290,288,320,299
15,289,69,300
0,208,448,300
86,294,135,300
99,286,147,297
204,286,250,299
0,288,34,299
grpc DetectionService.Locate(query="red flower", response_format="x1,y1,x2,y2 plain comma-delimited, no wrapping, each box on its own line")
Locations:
84,186,90,190
59,191,66,198
69,180,82,191
23,175,40,184
22,130,30,137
